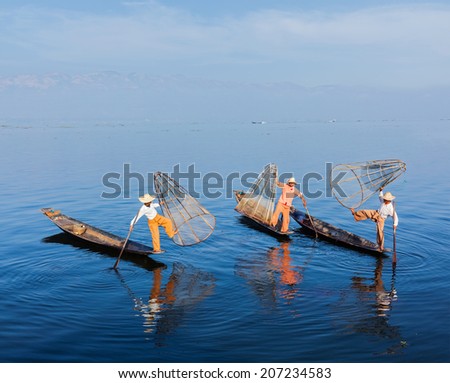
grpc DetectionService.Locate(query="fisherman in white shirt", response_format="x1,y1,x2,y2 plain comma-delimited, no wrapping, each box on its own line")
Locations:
350,188,398,251
130,194,177,253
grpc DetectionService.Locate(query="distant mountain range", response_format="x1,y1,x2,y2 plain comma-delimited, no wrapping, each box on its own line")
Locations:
0,72,163,90
0,71,326,92
0,71,447,121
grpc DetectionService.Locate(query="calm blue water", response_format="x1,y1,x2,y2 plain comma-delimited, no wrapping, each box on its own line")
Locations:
0,119,449,362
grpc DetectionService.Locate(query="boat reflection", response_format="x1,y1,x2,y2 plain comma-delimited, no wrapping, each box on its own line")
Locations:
42,232,166,271
117,262,215,341
236,241,309,311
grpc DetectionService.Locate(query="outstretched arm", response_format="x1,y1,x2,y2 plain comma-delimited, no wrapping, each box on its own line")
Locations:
130,205,145,227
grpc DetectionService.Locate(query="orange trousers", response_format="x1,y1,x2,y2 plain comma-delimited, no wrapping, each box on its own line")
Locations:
271,202,291,232
147,214,175,252
353,209,385,249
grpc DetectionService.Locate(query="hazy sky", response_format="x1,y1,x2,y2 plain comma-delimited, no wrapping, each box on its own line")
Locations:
1,1,449,121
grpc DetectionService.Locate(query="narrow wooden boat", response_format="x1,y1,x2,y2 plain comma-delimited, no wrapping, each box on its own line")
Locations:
290,207,389,255
42,233,166,271
41,208,157,255
234,191,293,236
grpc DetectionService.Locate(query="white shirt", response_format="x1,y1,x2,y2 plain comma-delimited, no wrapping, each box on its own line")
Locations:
378,191,399,226
130,203,160,225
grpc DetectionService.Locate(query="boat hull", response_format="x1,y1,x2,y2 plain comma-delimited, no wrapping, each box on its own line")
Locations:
41,208,156,255
290,208,388,255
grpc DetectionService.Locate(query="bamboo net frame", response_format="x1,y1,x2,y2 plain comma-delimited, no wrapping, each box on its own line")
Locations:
235,163,277,225
330,159,406,209
154,172,216,246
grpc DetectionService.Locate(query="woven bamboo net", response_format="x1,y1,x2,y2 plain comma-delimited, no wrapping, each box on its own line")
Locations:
235,163,277,225
330,159,406,209
154,172,215,246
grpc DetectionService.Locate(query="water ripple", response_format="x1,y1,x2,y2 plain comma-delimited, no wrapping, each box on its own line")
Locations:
0,120,449,362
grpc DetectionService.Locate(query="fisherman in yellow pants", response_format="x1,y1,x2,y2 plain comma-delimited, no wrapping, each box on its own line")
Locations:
130,194,177,253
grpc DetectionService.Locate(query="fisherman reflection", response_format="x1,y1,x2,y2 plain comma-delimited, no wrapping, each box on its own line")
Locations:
236,240,306,309
347,258,406,355
267,242,302,303
141,267,176,333
351,257,397,317
119,262,215,338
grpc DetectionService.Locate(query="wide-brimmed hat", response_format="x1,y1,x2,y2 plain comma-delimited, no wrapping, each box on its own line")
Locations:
287,177,297,184
382,192,395,201
138,194,156,203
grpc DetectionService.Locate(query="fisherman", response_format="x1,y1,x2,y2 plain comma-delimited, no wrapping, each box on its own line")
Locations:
270,177,307,233
351,188,398,251
130,194,177,254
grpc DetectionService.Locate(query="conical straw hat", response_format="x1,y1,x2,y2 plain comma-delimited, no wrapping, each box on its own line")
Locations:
382,192,395,201
138,194,156,203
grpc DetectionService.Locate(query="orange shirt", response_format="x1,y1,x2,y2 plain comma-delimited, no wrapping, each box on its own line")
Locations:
279,184,300,207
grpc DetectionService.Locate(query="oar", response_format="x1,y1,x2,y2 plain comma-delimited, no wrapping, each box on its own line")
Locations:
304,204,318,239
390,260,397,300
392,201,397,264
113,208,141,270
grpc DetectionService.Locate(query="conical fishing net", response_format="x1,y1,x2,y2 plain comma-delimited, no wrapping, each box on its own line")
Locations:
154,172,215,246
235,163,277,225
330,159,406,209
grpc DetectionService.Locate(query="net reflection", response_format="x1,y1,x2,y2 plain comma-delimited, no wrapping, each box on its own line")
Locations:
117,262,215,342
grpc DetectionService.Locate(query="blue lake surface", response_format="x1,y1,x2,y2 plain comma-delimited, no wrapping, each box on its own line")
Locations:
0,119,449,362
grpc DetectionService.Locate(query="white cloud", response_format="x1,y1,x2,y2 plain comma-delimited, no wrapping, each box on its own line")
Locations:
227,5,450,55
0,3,449,86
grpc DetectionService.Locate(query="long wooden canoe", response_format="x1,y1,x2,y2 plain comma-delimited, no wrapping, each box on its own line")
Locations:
42,233,166,271
234,191,293,236
290,207,389,255
41,208,157,255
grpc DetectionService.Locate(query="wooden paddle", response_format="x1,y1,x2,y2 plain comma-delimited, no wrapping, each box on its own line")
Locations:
113,207,141,270
304,203,319,239
392,201,397,264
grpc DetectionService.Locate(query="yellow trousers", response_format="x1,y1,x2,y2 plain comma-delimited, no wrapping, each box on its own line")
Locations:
353,209,385,249
147,214,175,252
271,202,291,232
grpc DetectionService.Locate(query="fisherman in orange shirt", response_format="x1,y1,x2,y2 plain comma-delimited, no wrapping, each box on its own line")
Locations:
270,177,307,233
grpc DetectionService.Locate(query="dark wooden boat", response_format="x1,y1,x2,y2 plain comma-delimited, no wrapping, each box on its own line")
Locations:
42,233,166,271
234,191,293,236
41,208,157,255
290,207,389,255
